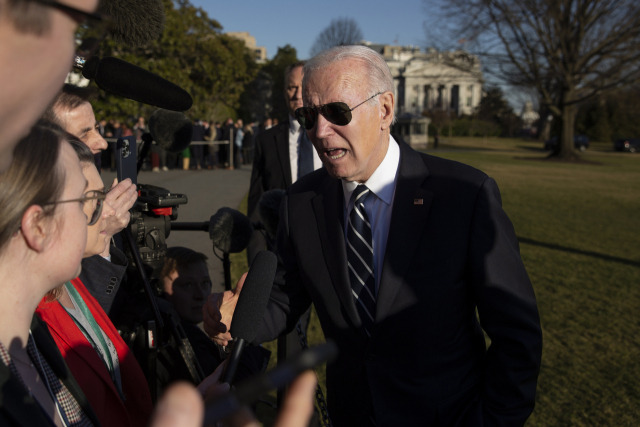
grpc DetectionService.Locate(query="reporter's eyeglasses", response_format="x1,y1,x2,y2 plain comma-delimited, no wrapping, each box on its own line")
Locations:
43,190,106,226
30,0,111,67
295,92,382,130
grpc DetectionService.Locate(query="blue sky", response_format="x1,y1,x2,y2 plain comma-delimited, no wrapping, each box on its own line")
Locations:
191,0,428,60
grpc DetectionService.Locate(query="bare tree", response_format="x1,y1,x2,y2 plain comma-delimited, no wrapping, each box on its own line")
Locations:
310,17,364,58
427,0,640,159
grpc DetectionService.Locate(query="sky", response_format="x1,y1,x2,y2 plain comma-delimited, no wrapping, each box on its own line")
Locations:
190,0,428,60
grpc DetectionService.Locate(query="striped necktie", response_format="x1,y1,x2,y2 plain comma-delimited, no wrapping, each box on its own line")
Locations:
347,185,376,336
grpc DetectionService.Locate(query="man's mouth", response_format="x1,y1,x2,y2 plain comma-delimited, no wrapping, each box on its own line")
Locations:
325,148,347,160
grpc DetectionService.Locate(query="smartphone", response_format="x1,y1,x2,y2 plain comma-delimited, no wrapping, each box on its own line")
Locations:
116,135,138,185
204,340,338,423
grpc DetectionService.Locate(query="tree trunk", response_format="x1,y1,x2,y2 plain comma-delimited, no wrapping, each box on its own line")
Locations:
549,92,580,160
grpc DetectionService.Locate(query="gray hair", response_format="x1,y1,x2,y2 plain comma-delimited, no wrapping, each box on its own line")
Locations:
304,45,395,123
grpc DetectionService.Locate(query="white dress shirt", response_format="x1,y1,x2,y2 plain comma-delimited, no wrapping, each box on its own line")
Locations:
289,115,321,183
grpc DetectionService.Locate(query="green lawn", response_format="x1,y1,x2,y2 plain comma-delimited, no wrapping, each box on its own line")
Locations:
231,137,640,426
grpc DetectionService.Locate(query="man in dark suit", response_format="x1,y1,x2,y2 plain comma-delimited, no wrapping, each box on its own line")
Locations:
205,45,542,426
246,61,321,262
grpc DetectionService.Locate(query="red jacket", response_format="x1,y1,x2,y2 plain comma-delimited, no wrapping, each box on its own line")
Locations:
36,278,153,427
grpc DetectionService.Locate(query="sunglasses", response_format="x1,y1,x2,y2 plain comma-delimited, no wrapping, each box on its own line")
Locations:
295,92,382,130
43,190,107,226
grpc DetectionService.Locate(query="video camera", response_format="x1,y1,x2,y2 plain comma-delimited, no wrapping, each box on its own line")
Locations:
128,184,187,270
113,130,255,400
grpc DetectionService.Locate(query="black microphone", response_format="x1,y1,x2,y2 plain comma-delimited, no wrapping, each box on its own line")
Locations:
221,251,277,384
205,341,338,424
209,208,254,254
98,0,165,47
147,109,193,153
82,56,193,111
257,189,286,240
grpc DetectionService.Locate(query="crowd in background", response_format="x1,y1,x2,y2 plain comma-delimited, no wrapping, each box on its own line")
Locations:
96,115,279,172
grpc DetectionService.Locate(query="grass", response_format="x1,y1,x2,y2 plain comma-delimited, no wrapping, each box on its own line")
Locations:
229,136,640,426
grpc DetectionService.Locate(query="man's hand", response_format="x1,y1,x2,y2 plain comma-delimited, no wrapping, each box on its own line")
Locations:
203,273,247,346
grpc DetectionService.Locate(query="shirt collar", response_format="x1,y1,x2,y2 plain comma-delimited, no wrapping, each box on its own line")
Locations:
342,135,400,207
289,114,301,134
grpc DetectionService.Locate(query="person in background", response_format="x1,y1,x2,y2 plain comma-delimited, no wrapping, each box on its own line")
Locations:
242,123,254,165
36,137,153,427
158,247,270,379
43,85,138,315
219,117,234,169
234,118,244,166
246,61,322,360
190,119,206,170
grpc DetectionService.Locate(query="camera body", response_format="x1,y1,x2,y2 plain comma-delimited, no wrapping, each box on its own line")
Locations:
129,184,187,272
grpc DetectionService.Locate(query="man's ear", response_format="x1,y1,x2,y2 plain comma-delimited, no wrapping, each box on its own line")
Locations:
20,205,49,252
379,91,395,130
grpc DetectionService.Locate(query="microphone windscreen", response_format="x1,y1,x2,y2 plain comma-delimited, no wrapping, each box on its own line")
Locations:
230,251,277,342
258,189,286,240
99,0,165,47
148,109,193,153
82,57,193,111
209,208,254,253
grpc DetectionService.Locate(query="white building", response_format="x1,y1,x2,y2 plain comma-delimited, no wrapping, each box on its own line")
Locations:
227,31,267,64
364,43,484,117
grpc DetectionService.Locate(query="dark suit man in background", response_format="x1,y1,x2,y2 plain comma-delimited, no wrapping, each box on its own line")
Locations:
206,45,542,426
246,61,322,360
247,61,321,262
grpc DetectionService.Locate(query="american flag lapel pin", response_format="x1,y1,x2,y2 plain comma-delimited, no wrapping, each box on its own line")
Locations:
413,198,423,205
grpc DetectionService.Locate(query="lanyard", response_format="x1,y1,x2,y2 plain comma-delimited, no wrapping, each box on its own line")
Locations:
63,281,115,375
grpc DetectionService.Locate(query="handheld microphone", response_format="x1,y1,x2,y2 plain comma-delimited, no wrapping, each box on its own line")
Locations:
205,341,338,424
98,0,165,47
209,208,254,254
81,56,193,111
147,109,193,153
221,250,277,384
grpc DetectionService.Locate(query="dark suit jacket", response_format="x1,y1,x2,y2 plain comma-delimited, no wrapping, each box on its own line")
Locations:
247,121,292,220
0,316,100,426
80,247,128,316
256,140,542,426
246,122,292,262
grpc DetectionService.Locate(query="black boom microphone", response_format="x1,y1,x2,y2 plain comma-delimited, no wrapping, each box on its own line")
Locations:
98,0,165,47
81,56,193,111
221,250,277,384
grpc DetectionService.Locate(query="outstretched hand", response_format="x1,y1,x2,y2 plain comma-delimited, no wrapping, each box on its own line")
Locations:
203,272,247,346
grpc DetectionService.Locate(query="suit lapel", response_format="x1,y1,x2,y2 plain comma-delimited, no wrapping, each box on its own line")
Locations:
377,144,433,320
30,316,101,426
275,123,292,187
312,179,361,327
